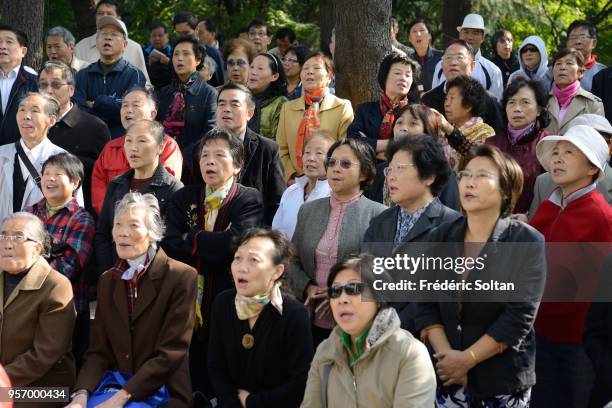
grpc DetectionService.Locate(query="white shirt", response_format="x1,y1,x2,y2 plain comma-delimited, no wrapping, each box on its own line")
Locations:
272,176,331,239
74,34,151,86
431,50,504,101
18,138,46,182
0,65,20,114
70,55,90,72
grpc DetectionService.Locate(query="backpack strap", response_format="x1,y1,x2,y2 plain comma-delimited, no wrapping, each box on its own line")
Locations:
321,363,332,408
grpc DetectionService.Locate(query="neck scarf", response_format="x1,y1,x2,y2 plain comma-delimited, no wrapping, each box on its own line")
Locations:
121,244,157,281
248,87,276,135
552,80,580,111
507,122,537,144
585,55,597,70
235,282,283,320
162,73,197,139
379,92,408,140
204,178,234,231
296,87,327,169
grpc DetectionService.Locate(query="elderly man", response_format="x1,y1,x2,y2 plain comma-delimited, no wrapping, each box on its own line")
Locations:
565,20,606,92
197,19,219,49
431,14,504,101
46,26,88,72
74,16,146,137
39,61,110,213
247,18,272,54
422,39,504,133
91,88,183,215
0,25,38,146
0,93,84,220
74,0,150,85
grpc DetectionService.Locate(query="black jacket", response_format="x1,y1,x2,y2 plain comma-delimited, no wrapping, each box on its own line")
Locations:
0,65,38,146
422,82,505,134
491,54,520,89
48,104,111,213
592,67,612,124
415,216,546,398
415,46,443,92
95,163,183,274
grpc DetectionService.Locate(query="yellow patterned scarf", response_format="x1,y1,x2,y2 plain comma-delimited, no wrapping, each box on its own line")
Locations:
204,178,234,231
235,282,283,320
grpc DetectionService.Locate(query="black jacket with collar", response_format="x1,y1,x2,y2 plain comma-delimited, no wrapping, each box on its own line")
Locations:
48,104,111,213
0,65,38,146
592,67,612,124
94,163,183,274
415,216,546,398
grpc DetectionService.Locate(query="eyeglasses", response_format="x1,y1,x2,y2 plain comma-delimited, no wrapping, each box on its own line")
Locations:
383,163,417,176
0,234,38,243
568,34,593,41
282,57,299,64
328,282,366,299
38,81,68,90
442,54,468,63
521,46,539,53
457,170,496,181
98,30,124,39
226,59,248,68
248,30,268,38
325,158,360,169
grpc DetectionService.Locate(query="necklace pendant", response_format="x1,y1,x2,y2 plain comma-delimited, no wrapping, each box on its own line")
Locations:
242,333,255,349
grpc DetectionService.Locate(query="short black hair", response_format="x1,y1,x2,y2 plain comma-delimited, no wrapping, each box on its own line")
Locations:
173,11,198,30
233,228,294,272
149,21,167,33
255,53,288,97
200,18,217,34
217,82,256,110
491,29,512,53
285,45,309,66
407,19,433,38
275,27,296,42
567,19,596,38
196,128,245,171
502,77,551,128
237,27,249,35
326,138,377,190
42,152,84,190
95,0,121,15
0,24,28,47
172,36,206,71
247,18,269,36
446,75,485,117
377,51,421,91
444,39,476,59
386,134,451,196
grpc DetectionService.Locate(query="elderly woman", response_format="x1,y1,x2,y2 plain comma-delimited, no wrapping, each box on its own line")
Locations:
0,212,76,402
208,229,314,407
490,30,519,88
300,254,437,407
546,48,604,135
0,92,84,220
277,52,354,183
95,119,183,274
247,53,288,140
507,36,549,86
223,38,257,86
272,132,334,239
162,127,263,396
283,45,309,100
416,144,546,407
25,152,94,368
289,138,386,346
157,36,217,170
67,193,197,408
348,52,420,160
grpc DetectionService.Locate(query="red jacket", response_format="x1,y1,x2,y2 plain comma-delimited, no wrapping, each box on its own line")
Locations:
91,135,183,214
531,189,612,343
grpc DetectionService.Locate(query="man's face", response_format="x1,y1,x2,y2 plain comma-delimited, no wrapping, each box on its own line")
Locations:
175,22,196,39
248,25,271,53
150,27,168,50
0,30,26,70
276,36,293,55
409,23,432,50
197,22,215,46
96,24,126,60
38,68,74,110
120,91,156,130
46,35,73,65
95,4,118,21
441,43,475,80
459,28,485,51
215,89,254,134
566,26,596,59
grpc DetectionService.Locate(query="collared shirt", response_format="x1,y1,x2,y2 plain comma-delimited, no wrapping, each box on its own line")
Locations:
58,102,74,122
0,65,20,113
394,197,436,244
340,326,371,368
18,138,46,182
549,183,597,209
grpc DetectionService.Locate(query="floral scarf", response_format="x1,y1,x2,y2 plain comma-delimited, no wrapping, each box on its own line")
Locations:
296,87,327,169
379,92,408,140
235,282,283,320
204,177,234,232
162,73,197,139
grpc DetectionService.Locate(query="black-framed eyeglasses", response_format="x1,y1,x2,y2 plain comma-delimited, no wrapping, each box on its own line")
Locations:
521,46,539,54
325,158,360,169
328,282,366,299
38,81,68,90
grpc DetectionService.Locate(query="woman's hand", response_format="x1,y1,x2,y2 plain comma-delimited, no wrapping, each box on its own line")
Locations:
238,389,250,408
315,298,332,319
434,350,476,386
511,213,528,223
430,108,454,135
64,393,87,408
94,389,130,408
304,284,327,308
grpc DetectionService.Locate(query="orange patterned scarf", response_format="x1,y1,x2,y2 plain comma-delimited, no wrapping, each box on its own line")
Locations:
296,87,327,169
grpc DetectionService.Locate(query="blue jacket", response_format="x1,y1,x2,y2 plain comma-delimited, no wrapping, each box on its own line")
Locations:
0,65,38,146
74,58,146,138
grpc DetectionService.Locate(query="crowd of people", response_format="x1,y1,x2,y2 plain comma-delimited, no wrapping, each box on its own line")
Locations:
0,1,610,407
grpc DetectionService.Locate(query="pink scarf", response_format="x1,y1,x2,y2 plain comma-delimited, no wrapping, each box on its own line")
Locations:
507,122,536,144
552,80,580,111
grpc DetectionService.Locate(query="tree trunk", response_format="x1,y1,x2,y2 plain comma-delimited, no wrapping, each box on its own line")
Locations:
441,0,472,48
1,0,45,70
319,0,334,55
68,0,96,40
333,0,391,107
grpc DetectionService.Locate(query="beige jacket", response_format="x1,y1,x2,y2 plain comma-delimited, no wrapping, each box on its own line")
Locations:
300,308,436,408
545,87,604,135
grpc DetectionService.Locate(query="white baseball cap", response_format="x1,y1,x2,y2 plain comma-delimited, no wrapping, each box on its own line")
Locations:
97,16,128,39
536,125,610,181
457,14,486,33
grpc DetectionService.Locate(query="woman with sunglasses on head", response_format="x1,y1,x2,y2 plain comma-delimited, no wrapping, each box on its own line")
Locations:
223,39,257,87
246,53,288,140
300,254,436,407
416,145,546,407
288,139,386,347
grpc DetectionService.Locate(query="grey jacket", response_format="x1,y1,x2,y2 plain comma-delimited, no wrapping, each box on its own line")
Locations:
288,195,386,299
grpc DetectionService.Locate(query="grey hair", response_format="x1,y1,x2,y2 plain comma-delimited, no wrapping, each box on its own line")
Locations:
123,86,158,110
19,92,60,118
47,26,76,46
40,61,75,85
113,192,165,242
202,56,217,76
2,212,51,255
126,119,165,145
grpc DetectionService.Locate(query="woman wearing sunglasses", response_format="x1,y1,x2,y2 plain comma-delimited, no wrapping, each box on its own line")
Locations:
222,39,256,86
288,139,386,347
300,254,436,407
507,36,549,86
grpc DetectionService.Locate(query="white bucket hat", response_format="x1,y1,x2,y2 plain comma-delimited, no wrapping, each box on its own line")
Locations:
457,14,486,33
536,125,610,181
567,114,612,135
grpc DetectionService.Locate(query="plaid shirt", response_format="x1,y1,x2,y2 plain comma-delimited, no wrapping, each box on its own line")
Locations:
27,198,95,313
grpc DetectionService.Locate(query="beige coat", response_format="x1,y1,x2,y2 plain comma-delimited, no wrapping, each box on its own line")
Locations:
545,87,604,135
276,93,354,181
300,308,436,408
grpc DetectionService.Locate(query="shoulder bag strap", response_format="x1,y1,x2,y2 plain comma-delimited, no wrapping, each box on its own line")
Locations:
15,141,42,191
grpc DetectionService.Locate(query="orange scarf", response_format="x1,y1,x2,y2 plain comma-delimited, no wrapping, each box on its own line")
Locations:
379,92,408,140
296,87,327,169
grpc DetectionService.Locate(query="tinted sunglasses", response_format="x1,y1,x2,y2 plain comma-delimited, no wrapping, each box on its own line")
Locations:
325,158,359,169
328,282,366,299
521,46,539,53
